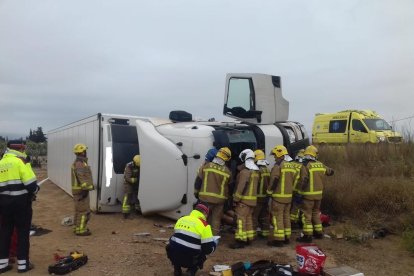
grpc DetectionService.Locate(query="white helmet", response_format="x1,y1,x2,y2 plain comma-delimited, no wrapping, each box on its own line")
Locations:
239,149,255,162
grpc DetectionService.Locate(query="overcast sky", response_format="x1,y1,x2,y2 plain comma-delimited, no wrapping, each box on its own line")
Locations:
1,0,414,139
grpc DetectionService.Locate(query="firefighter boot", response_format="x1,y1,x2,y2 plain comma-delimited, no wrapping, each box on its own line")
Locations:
123,213,130,219
296,234,313,243
284,235,290,244
76,228,91,236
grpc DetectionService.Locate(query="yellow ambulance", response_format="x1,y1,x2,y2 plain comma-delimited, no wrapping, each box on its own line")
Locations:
312,110,402,144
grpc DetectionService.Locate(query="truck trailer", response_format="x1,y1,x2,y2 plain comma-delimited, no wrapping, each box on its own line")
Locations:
47,73,309,220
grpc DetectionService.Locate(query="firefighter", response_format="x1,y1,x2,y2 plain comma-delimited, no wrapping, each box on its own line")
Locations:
71,144,94,236
297,145,334,243
267,145,297,247
290,149,305,228
0,142,39,273
252,149,270,238
230,149,259,249
122,155,141,218
166,203,217,276
194,148,218,198
194,147,232,235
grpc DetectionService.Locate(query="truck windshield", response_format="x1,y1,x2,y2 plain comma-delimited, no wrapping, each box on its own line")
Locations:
363,119,392,131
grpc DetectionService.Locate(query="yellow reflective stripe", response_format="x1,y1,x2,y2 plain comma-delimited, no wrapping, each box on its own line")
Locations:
249,172,258,197
271,194,292,198
257,171,269,197
202,168,229,197
198,192,227,199
204,168,230,178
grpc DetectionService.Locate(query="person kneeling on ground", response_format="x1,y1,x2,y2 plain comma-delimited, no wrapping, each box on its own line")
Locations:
166,203,217,276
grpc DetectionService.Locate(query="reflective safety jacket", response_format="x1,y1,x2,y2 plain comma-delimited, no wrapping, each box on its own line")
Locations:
233,165,259,207
196,162,231,204
256,166,270,203
292,161,303,192
71,156,94,194
124,161,140,185
267,160,297,204
299,160,334,200
0,150,38,197
169,210,216,256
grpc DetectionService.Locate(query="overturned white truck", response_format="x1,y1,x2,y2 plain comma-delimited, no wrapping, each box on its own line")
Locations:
47,73,309,220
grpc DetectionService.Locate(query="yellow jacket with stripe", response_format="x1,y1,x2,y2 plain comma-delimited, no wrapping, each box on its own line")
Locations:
195,162,231,204
299,160,334,200
0,149,38,197
233,165,259,207
267,160,297,204
169,210,216,255
71,156,94,194
256,166,270,203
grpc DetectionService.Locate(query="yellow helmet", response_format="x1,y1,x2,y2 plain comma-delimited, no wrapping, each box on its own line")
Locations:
295,149,305,159
270,145,288,158
73,143,87,154
216,147,231,161
133,155,141,166
304,145,318,158
254,149,265,162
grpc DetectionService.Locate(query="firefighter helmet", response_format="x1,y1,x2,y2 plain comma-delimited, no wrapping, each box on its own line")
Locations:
304,145,318,158
195,202,210,216
239,149,255,162
295,149,305,161
133,155,141,166
270,145,288,158
216,147,231,161
254,149,265,162
73,144,87,154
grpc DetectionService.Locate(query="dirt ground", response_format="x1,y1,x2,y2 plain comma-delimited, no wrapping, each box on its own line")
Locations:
9,168,413,276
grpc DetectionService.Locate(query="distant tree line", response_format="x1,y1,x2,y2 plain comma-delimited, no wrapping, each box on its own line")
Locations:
0,126,47,167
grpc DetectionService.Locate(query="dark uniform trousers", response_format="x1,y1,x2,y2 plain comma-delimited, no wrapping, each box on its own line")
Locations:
0,195,32,262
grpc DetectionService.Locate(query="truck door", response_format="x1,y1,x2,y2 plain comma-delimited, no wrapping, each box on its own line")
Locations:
350,116,369,143
99,121,139,211
135,119,187,214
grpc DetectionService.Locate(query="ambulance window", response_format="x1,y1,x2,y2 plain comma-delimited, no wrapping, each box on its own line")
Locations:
329,120,347,133
225,78,255,118
352,120,367,132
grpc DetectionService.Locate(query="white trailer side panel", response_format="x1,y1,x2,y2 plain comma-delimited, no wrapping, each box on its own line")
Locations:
47,115,100,211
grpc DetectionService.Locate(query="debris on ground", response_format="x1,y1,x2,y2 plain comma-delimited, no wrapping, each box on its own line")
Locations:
61,216,74,227
48,251,88,275
30,225,52,236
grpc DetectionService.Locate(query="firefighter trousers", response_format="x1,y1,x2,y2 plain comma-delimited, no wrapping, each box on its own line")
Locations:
122,183,140,214
252,201,270,238
73,191,90,235
0,195,32,269
269,200,291,241
206,203,224,236
301,199,322,235
234,203,254,242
